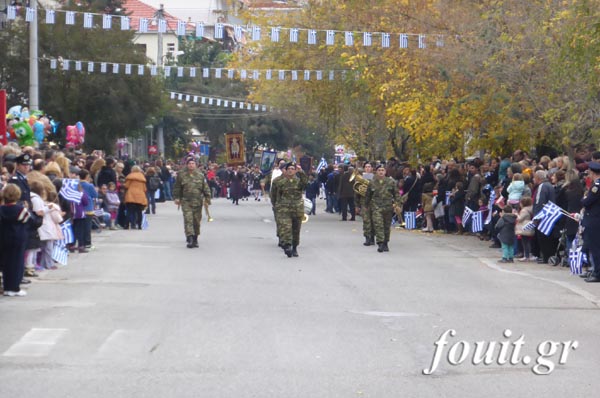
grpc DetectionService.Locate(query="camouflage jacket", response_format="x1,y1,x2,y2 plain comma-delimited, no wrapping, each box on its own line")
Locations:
173,169,211,206
271,171,308,211
366,177,399,209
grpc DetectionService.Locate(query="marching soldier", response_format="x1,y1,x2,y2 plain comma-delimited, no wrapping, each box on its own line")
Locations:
366,164,400,253
582,161,600,282
268,159,287,247
173,158,212,248
355,162,375,246
272,162,308,257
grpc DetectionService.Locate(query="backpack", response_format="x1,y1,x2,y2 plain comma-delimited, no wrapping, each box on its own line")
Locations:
148,176,161,191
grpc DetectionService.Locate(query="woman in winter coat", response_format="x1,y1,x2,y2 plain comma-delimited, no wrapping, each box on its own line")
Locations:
515,197,535,262
124,165,148,230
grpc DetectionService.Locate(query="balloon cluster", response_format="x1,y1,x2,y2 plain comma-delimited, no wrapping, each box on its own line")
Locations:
6,105,61,147
65,121,86,149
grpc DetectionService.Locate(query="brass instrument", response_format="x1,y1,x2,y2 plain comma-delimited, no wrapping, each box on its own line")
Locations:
303,198,312,223
351,170,369,197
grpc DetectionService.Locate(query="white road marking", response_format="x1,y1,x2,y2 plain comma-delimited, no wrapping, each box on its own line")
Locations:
3,328,68,357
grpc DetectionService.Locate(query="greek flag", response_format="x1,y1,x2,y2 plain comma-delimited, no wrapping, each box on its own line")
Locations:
271,27,280,42
304,70,310,80
329,70,335,80
50,59,57,69
127,64,135,75
290,28,299,42
156,19,165,33
73,61,81,71
308,29,317,44
266,70,272,80
121,16,130,30
177,67,183,77
292,70,298,80
445,191,452,206
196,23,204,38
164,66,171,77
83,13,93,28
60,179,83,203
138,65,144,75
66,11,75,25
418,34,427,49
177,20,186,36
139,18,149,33
363,32,372,46
471,211,484,233
103,14,112,30
485,190,496,224
404,212,417,230
46,10,55,24
150,65,157,76
203,68,210,78
228,69,234,79
569,247,584,275
399,34,408,48
252,26,261,41
7,5,16,20
462,207,473,226
534,201,563,236
316,158,328,173
52,241,69,265
26,7,35,22
253,70,259,80
240,69,247,79
113,64,119,74
316,70,323,80
88,62,94,73
522,221,536,232
436,35,445,47
234,25,243,41
345,31,354,46
60,220,74,244
326,30,335,45
101,62,107,73
215,68,222,78
381,33,391,48
142,213,149,230
62,60,70,71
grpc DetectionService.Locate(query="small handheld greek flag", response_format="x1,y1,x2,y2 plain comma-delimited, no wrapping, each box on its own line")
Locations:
471,211,484,233
404,212,417,230
141,213,149,230
445,191,452,206
60,220,74,244
534,201,563,236
569,246,584,275
485,190,496,225
52,241,69,266
316,158,328,173
462,207,473,226
60,179,83,203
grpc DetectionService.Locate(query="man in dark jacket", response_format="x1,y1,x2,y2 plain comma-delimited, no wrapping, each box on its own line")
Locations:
96,158,117,188
533,170,557,263
337,165,356,221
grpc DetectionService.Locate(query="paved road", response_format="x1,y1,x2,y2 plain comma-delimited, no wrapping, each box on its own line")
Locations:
1,198,599,397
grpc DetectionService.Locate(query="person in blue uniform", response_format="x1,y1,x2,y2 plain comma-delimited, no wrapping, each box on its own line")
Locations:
582,162,600,283
9,153,32,206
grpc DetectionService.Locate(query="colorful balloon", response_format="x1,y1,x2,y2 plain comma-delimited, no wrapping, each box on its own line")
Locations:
7,105,22,119
13,121,35,146
33,121,45,143
65,125,79,148
75,121,85,144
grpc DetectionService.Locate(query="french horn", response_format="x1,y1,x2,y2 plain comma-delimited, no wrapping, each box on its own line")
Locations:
351,170,369,197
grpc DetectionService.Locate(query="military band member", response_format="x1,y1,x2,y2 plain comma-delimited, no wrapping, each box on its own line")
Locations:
366,164,400,253
355,162,375,246
173,158,212,248
268,159,287,247
271,162,308,257
582,161,600,282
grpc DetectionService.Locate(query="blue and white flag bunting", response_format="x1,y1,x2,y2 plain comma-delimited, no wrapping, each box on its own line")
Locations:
271,27,280,42
471,211,484,233
382,33,391,48
404,212,417,230
66,11,75,25
138,18,148,33
103,14,112,30
345,31,354,46
7,5,16,20
290,28,299,43
196,23,204,38
462,207,473,226
177,20,186,36
26,7,36,22
252,26,261,41
46,10,56,24
158,19,167,33
326,30,335,45
60,179,83,203
363,32,372,46
121,16,130,30
308,29,317,45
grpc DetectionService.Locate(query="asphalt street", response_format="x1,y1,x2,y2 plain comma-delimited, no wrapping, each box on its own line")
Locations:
1,198,599,397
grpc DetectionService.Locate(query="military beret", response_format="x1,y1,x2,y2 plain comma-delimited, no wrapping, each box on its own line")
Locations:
588,161,600,173
15,153,32,165
363,161,372,167
375,163,386,170
285,162,297,169
185,157,196,164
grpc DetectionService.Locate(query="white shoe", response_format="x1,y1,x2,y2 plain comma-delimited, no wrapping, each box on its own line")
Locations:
4,290,27,297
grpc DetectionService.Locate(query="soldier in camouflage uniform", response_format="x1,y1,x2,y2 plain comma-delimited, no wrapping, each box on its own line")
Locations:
271,162,308,257
366,164,400,252
173,158,212,248
355,162,375,246
267,159,287,247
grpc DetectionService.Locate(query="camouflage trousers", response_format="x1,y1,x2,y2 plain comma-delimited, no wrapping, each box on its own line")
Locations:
361,205,374,239
272,207,280,238
181,202,203,237
276,207,302,246
372,207,393,244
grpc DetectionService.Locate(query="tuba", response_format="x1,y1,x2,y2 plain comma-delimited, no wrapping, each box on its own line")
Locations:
351,171,369,197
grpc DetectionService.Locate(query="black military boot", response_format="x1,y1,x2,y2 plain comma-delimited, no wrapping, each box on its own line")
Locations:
192,235,199,248
383,242,389,252
283,245,293,258
363,236,373,246
186,236,194,248
377,243,385,253
292,246,299,257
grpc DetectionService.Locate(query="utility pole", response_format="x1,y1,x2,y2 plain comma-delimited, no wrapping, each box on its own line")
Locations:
156,3,165,157
29,0,39,110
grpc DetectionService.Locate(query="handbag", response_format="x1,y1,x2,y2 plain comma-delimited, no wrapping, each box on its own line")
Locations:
398,176,419,207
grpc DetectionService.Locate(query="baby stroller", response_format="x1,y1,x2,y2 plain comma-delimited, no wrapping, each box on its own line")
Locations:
549,228,569,267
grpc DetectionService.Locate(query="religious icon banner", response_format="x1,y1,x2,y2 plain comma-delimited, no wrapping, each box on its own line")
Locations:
260,150,277,174
225,132,245,166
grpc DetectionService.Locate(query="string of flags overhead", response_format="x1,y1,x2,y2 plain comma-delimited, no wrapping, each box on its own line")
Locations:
7,6,449,50
46,57,355,81
169,92,273,113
